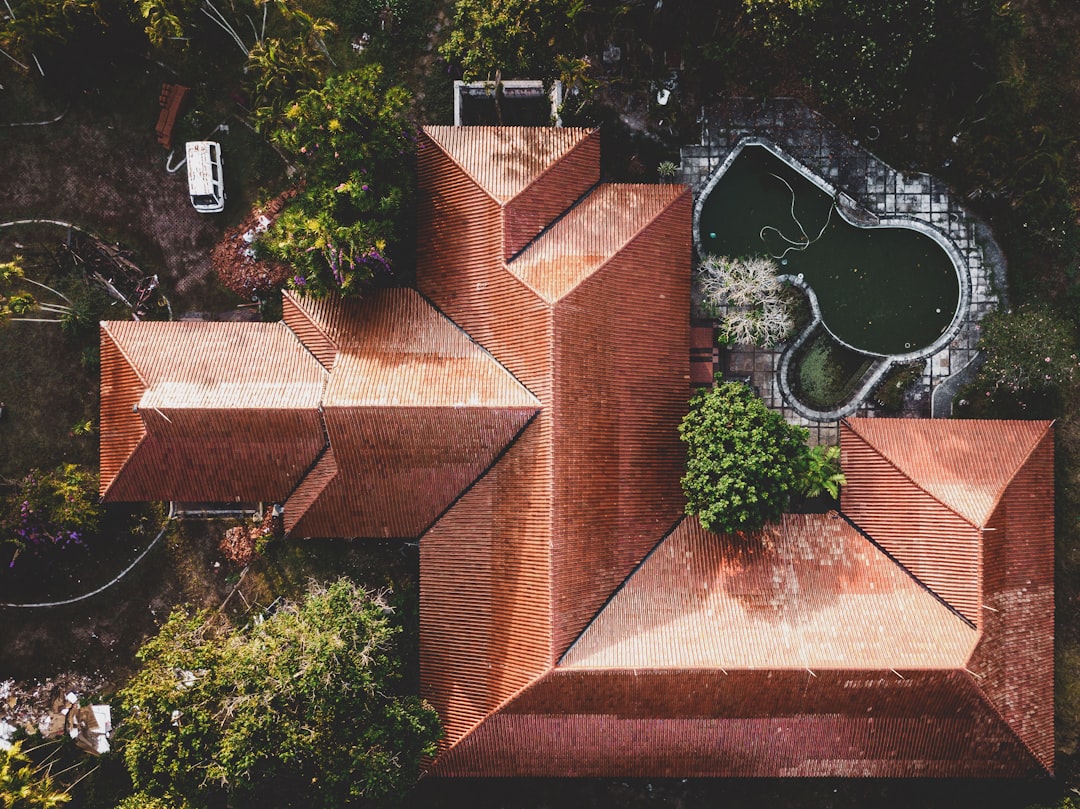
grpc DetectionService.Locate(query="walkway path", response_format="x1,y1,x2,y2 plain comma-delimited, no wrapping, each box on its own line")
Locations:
679,98,1006,440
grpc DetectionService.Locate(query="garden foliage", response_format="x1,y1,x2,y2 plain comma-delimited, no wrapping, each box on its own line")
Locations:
118,578,441,809
440,0,583,84
680,381,811,534
1,464,99,568
260,65,413,296
974,304,1080,413
0,740,72,808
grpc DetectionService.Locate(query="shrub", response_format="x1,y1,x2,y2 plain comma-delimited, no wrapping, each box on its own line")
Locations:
1,463,99,568
260,65,413,296
118,578,441,808
680,381,810,534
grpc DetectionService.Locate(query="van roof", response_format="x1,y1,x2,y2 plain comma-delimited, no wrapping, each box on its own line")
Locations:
185,141,220,197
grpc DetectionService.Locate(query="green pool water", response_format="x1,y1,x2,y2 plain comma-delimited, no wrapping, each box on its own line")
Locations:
698,145,959,356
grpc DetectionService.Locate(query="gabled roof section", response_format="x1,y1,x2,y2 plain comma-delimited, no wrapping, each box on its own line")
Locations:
324,288,539,409
562,513,976,671
283,289,538,538
104,321,327,411
422,126,594,204
842,418,1052,526
509,184,690,302
99,326,148,496
99,321,328,502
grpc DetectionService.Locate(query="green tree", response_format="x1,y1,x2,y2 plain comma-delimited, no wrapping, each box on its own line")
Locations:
118,578,441,808
259,65,413,296
679,381,810,534
0,741,71,809
0,0,101,75
1,464,100,568
975,304,1080,406
440,0,582,84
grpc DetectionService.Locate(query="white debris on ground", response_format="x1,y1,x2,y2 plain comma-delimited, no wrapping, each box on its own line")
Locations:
0,673,110,753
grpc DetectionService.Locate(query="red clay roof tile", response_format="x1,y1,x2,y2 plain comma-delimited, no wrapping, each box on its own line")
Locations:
561,513,976,671
842,418,1051,526
422,126,594,204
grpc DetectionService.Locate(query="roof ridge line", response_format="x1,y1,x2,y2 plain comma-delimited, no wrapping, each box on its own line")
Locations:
837,510,977,631
100,322,151,388
508,184,690,305
282,292,338,371
420,127,501,207
504,127,598,207
558,515,688,666
415,408,542,540
281,438,334,537
840,418,982,530
99,434,149,502
505,127,600,205
977,420,1055,529
425,664,558,776
413,288,542,406
504,178,603,268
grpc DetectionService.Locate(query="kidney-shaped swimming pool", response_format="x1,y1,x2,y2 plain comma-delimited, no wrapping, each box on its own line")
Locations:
696,143,961,357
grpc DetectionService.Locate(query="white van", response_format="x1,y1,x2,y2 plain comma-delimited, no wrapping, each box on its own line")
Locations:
185,141,225,213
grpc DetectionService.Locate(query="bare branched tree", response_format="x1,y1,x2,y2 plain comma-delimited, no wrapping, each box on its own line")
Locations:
696,254,794,348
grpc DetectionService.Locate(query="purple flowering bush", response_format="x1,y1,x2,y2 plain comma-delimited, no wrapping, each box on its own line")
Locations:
2,463,99,568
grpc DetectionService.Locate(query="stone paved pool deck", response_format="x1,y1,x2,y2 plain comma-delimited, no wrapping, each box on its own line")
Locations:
679,98,1007,445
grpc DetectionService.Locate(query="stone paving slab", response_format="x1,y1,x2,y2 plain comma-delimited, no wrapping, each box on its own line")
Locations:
679,98,1007,441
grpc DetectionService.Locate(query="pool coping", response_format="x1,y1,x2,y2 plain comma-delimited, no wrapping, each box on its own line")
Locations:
680,99,1004,428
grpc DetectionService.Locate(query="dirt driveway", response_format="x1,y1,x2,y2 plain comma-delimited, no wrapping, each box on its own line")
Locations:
0,93,236,314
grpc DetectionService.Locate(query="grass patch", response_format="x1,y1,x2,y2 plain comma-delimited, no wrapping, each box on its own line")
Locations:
789,329,874,410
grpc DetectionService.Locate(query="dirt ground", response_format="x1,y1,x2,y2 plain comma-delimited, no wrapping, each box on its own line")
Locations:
0,86,241,315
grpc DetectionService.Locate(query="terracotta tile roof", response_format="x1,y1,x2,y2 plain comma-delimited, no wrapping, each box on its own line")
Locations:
98,126,1054,781
99,329,147,497
99,321,327,501
102,321,327,410
562,513,976,670
284,288,539,538
323,288,539,408
429,669,1044,778
842,418,1051,526
102,408,326,503
422,126,595,204
281,292,338,369
288,404,536,538
421,421,553,750
510,184,690,302
960,425,1055,771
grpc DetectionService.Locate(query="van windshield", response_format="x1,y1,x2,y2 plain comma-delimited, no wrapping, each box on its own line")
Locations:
192,194,218,206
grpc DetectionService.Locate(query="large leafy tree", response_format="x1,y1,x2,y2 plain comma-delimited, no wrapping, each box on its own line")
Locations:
118,578,440,808
679,381,810,534
440,0,582,84
259,65,413,296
